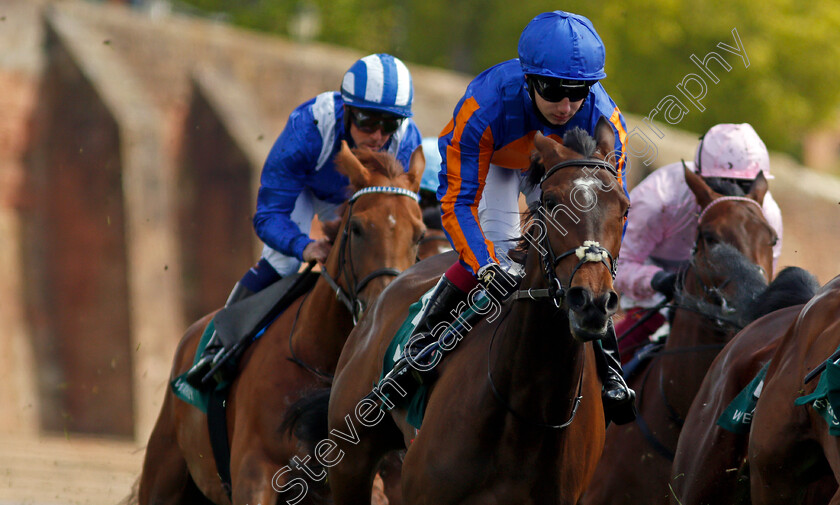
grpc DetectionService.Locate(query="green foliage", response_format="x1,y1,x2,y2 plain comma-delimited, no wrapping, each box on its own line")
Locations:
174,0,840,159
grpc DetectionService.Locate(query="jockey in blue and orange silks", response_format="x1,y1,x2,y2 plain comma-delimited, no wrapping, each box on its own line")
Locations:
388,11,637,424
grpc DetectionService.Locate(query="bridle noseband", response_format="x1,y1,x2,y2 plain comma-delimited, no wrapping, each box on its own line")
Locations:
319,185,420,324
513,158,619,308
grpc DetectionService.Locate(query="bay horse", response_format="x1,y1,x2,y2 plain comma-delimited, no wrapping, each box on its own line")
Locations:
670,266,822,505
286,124,630,505
582,167,776,505
748,274,840,504
138,141,425,505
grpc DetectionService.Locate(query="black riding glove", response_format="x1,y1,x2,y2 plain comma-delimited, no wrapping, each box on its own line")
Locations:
650,270,678,300
477,263,521,303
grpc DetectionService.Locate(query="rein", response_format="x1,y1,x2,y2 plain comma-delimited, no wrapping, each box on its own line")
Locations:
487,157,618,429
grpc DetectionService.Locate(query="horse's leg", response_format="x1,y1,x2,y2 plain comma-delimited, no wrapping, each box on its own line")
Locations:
139,391,211,505
377,451,405,505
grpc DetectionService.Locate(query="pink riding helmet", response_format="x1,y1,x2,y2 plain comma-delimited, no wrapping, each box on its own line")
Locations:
694,123,773,180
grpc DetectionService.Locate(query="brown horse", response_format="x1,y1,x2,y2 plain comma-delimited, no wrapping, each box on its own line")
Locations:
138,142,425,505
582,168,776,505
748,274,840,504
670,266,822,505
284,124,630,505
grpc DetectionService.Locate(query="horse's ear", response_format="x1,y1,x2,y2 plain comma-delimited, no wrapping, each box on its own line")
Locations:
747,172,768,206
533,131,563,161
684,164,716,209
594,117,617,167
405,145,425,193
335,140,372,188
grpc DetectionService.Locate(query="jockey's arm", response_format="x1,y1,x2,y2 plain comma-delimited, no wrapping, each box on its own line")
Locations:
438,99,499,275
253,122,318,262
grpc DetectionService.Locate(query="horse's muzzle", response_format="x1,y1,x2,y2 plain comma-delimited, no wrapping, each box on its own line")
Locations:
566,286,618,342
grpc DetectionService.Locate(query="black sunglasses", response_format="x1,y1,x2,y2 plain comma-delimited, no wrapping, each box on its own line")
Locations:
529,76,593,103
349,108,403,135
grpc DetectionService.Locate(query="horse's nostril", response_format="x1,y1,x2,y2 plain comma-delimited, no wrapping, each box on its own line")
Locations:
566,286,590,311
605,291,619,314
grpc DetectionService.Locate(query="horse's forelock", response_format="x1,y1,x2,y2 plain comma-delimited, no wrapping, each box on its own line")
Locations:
525,128,597,190
353,149,404,180
562,127,597,158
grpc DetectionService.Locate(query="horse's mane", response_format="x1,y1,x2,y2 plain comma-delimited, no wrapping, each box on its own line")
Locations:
746,266,820,321
676,242,768,329
524,127,596,189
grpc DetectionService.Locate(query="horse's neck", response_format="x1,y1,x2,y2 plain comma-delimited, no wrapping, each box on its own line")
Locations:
491,270,583,411
659,271,731,413
290,269,354,372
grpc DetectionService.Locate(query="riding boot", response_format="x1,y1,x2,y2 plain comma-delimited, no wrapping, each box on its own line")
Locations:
383,275,469,391
184,282,257,388
594,319,637,425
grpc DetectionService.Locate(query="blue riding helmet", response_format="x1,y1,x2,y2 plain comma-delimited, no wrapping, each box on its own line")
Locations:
518,11,607,81
341,53,414,118
420,137,442,194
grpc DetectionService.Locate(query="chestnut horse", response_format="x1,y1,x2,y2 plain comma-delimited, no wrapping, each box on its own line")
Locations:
748,274,840,504
582,168,776,505
670,266,822,505
138,142,425,505
285,125,630,505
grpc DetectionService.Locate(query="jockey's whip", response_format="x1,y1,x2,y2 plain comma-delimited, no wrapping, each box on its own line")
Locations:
804,349,840,384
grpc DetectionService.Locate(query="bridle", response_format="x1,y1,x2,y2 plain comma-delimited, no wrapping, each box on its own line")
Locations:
512,158,620,308
489,157,621,429
319,185,420,324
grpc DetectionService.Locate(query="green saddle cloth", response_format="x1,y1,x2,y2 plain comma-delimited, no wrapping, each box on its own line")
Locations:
379,287,489,430
717,361,770,434
170,321,229,413
795,352,840,435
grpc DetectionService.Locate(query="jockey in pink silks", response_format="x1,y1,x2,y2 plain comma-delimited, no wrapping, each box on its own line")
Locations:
614,123,783,359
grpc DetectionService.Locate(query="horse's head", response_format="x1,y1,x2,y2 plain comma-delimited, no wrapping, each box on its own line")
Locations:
684,167,776,281
521,120,629,342
328,141,426,319
674,168,776,329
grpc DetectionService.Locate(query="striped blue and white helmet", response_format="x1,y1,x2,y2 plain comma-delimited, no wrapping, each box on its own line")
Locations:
341,54,414,118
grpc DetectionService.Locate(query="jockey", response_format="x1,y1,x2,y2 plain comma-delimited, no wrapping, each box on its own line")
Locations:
387,11,636,423
614,123,783,358
185,53,423,387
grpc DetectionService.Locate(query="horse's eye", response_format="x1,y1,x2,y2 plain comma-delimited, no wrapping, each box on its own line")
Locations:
349,219,363,236
415,230,426,244
543,197,558,210
701,232,718,245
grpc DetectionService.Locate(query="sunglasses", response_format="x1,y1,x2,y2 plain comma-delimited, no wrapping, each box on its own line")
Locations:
349,108,403,135
529,76,592,103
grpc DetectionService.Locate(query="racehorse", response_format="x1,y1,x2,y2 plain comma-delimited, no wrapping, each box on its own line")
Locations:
670,267,822,505
582,167,777,505
748,274,840,504
138,142,425,505
285,123,631,505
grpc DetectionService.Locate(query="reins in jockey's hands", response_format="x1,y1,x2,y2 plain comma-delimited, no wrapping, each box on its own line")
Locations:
478,263,521,302
303,238,331,264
